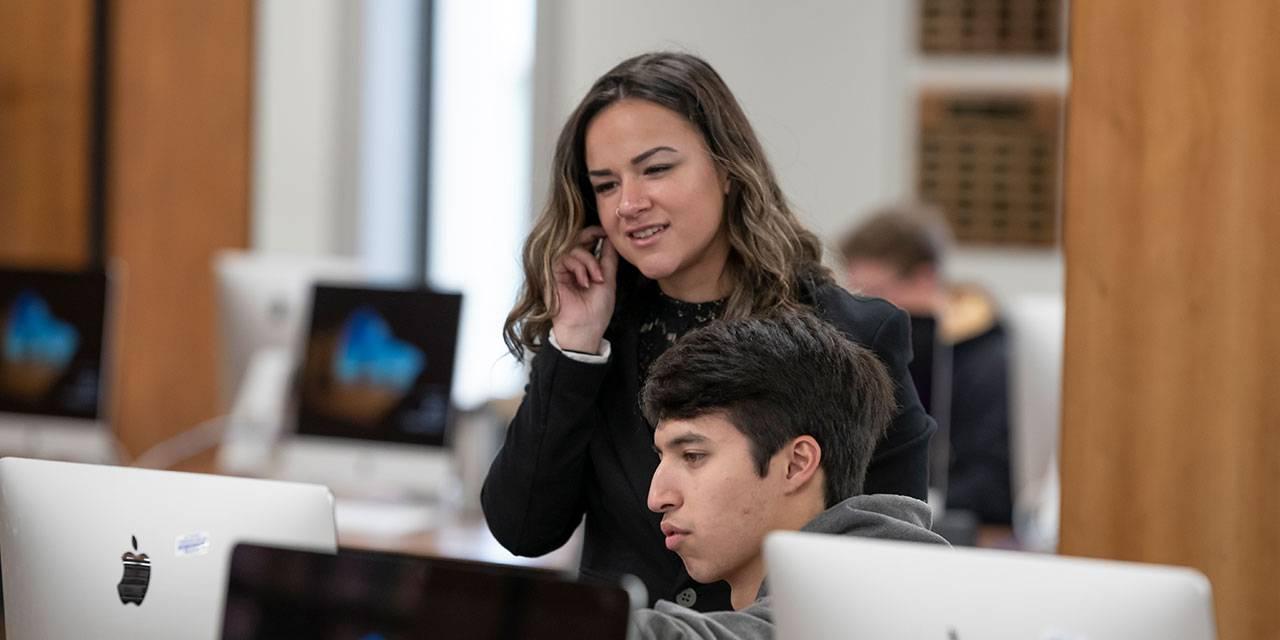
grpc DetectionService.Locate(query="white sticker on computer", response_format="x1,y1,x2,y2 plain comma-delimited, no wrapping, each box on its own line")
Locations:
175,532,210,557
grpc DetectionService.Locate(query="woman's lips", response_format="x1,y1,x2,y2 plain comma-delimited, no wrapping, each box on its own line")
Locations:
627,223,669,247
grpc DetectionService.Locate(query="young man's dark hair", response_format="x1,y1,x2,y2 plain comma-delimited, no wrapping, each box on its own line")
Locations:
641,311,896,505
632,311,946,635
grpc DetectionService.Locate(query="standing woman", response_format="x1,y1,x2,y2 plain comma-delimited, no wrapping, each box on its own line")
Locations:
483,52,933,611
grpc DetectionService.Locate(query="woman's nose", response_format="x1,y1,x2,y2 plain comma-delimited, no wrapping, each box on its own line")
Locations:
617,180,650,218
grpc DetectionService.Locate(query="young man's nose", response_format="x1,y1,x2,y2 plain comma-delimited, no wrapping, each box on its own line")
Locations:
646,465,681,513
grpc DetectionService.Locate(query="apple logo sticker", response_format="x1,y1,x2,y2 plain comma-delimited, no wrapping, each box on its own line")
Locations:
118,535,151,605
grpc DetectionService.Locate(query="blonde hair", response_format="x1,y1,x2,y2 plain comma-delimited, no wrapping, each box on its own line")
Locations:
504,52,831,361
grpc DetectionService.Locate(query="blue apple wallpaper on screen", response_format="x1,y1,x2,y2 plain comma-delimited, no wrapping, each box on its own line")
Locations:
0,290,80,401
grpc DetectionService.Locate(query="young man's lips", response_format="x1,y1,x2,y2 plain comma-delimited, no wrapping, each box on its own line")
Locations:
664,531,689,551
661,523,690,550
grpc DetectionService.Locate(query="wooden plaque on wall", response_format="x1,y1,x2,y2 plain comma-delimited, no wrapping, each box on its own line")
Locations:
916,90,1062,246
920,0,1063,54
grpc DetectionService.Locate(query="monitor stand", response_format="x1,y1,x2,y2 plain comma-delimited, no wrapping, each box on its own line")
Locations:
216,347,293,476
269,436,458,538
0,414,119,464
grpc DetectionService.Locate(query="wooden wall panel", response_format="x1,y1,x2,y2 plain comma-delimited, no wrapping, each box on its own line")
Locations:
1061,3,1280,639
106,1,252,456
0,0,93,268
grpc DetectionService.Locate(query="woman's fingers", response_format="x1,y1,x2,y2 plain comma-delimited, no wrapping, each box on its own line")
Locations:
556,253,591,289
567,247,604,283
557,227,609,289
551,226,613,299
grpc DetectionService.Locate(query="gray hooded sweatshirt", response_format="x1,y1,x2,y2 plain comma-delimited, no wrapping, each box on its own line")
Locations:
630,494,949,640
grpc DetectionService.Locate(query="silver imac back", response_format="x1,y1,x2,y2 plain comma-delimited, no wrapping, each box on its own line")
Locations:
766,531,1216,640
0,457,337,640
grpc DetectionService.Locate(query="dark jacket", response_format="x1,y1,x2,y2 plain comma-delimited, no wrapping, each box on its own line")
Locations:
910,284,1013,525
632,494,949,639
481,281,934,609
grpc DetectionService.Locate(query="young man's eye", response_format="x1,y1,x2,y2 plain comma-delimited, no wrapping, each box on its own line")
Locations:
682,452,706,464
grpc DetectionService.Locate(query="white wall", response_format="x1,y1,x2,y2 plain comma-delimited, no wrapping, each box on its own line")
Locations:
428,0,535,408
253,0,419,283
252,0,361,257
532,0,1069,307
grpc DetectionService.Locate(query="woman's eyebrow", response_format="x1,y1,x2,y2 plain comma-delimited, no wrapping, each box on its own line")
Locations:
630,145,677,165
588,146,679,178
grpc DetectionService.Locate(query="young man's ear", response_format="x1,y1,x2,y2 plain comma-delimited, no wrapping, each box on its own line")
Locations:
782,435,822,493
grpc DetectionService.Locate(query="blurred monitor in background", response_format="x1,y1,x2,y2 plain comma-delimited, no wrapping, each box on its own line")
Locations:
839,205,1013,530
0,266,117,463
295,284,459,450
214,251,368,479
271,283,463,535
1001,293,1063,552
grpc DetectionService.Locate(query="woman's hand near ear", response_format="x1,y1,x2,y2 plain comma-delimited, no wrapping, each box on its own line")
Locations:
549,225,618,354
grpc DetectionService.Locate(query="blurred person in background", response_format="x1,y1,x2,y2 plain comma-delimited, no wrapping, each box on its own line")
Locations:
839,205,1012,527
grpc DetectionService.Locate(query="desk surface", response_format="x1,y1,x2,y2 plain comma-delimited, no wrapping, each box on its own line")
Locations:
337,505,582,571
172,450,583,571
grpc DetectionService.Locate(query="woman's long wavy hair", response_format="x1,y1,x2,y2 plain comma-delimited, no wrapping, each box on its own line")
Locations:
504,52,832,361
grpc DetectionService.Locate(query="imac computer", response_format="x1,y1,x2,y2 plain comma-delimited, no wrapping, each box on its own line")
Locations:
269,283,463,533
1005,293,1065,552
0,266,117,463
0,457,337,640
767,532,1216,640
213,251,366,473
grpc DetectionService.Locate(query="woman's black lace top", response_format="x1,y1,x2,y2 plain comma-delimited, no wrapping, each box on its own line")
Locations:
635,287,726,392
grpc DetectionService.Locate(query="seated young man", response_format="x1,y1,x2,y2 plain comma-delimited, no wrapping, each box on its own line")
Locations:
839,204,1013,526
630,312,948,639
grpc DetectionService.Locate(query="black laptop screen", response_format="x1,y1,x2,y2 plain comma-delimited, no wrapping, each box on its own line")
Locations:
222,544,631,640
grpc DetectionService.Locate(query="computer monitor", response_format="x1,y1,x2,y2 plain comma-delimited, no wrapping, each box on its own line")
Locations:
1005,293,1065,552
222,543,633,640
269,284,463,524
766,531,1217,640
214,251,368,475
0,266,116,463
0,457,337,640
